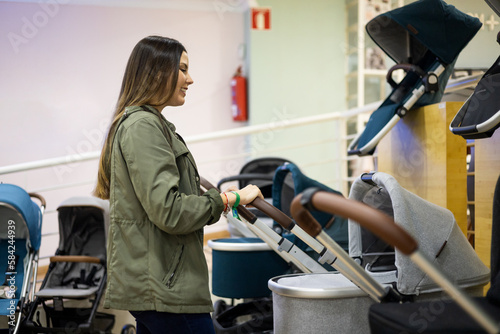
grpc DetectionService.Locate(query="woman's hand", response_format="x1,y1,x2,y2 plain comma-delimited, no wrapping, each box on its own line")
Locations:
234,184,264,206
221,184,264,208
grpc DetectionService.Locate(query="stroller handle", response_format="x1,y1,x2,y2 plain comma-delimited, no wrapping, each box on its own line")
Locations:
29,192,46,209
386,63,427,89
290,189,418,256
200,176,257,224
50,255,103,264
250,197,294,230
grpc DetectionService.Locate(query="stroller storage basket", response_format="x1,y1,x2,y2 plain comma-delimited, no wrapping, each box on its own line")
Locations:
268,272,377,334
208,238,290,299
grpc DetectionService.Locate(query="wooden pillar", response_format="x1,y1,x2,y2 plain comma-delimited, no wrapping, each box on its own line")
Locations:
377,102,468,234
474,129,500,267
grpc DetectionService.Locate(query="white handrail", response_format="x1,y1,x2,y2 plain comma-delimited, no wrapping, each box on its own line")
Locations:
0,102,380,176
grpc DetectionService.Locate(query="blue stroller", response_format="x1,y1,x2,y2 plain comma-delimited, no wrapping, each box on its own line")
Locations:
0,184,45,334
348,0,482,156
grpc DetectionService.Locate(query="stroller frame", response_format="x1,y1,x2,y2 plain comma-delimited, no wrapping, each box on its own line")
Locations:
22,196,114,334
0,184,45,334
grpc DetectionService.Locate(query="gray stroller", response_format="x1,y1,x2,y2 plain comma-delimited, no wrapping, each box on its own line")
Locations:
290,175,499,333
21,196,120,333
268,172,490,333
348,172,490,298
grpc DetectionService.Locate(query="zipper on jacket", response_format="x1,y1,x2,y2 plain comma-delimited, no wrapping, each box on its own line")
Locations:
166,245,184,288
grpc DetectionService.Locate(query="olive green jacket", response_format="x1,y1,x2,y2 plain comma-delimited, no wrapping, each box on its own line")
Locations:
104,105,224,313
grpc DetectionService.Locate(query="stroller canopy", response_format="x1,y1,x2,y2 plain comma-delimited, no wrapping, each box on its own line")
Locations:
349,172,490,295
367,0,482,66
449,0,500,139
0,183,42,251
348,0,481,156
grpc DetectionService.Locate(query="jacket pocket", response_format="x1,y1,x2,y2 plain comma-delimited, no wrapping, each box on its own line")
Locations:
162,244,185,288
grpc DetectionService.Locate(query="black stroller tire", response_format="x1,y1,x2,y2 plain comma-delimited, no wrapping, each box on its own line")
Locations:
121,324,136,334
213,299,228,318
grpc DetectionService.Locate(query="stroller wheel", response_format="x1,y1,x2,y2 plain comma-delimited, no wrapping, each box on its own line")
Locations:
121,324,136,334
212,299,227,318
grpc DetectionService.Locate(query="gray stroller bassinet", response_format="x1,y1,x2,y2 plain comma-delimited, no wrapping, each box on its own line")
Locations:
348,172,490,297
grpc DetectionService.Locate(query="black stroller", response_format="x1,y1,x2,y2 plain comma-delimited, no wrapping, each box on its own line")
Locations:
450,0,500,140
22,196,117,333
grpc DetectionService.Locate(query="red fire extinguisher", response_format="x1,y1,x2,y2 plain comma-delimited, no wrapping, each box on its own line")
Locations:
231,66,248,121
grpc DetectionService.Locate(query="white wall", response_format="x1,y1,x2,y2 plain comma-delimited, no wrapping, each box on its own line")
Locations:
0,0,246,170
0,0,247,255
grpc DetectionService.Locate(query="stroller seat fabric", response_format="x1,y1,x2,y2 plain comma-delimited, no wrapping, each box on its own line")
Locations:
36,203,106,298
22,196,115,334
272,163,349,258
368,173,500,333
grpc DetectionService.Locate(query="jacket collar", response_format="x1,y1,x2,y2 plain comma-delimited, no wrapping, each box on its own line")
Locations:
124,105,177,133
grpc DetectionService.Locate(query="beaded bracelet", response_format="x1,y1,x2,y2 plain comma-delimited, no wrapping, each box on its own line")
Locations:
222,192,229,213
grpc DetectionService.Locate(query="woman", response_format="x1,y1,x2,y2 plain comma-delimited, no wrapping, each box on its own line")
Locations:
94,36,263,334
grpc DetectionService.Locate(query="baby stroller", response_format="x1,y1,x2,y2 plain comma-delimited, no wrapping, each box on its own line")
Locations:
268,172,489,333
217,157,293,237
202,177,329,334
22,196,116,334
348,0,482,156
450,1,500,140
367,173,500,332
289,186,500,334
0,184,45,334
272,162,349,268
348,172,490,298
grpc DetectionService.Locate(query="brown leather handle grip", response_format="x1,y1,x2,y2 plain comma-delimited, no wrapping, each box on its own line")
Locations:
29,192,46,208
250,197,294,230
289,194,323,237
200,176,257,223
291,191,418,255
50,255,103,264
200,176,216,193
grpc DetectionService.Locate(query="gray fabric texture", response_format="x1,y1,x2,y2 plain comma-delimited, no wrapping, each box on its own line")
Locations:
348,172,490,295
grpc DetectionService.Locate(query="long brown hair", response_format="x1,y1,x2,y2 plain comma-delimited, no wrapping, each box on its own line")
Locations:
94,36,186,199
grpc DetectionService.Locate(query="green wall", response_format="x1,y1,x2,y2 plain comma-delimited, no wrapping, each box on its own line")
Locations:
245,0,346,185
452,0,500,69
